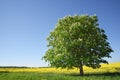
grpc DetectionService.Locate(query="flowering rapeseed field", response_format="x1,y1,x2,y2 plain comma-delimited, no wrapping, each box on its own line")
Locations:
0,62,120,74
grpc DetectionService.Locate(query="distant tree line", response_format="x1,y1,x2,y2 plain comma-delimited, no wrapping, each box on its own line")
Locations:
0,66,51,68
0,66,28,68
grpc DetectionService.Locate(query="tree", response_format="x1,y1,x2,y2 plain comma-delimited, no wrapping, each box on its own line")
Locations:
43,15,113,76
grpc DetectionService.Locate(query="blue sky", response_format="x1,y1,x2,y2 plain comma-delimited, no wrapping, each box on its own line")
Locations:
0,0,120,67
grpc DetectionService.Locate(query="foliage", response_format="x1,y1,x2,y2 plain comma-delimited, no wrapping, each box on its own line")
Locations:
43,15,113,75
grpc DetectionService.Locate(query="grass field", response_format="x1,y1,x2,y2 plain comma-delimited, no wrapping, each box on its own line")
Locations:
0,62,120,80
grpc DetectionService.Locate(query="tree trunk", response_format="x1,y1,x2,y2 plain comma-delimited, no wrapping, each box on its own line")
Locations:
79,62,84,76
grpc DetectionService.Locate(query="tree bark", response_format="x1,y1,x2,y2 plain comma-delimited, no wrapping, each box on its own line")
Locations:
79,62,84,76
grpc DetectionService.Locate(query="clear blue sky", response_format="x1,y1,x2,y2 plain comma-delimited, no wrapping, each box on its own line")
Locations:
0,0,120,67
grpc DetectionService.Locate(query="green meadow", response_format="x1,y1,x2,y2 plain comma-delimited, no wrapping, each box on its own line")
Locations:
0,72,120,80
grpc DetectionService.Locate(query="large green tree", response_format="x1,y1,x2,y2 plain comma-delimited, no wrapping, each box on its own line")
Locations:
43,15,113,76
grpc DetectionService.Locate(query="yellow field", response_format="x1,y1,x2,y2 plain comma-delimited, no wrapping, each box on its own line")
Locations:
0,62,120,74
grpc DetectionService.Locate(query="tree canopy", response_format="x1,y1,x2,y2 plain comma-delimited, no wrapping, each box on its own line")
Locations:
43,15,113,75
